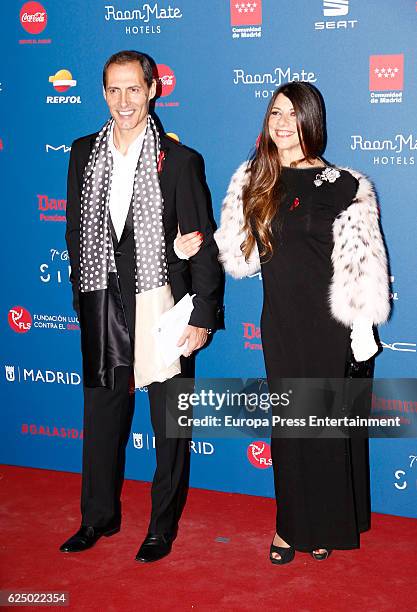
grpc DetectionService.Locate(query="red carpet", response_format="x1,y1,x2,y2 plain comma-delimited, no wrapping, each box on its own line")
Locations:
1,465,416,611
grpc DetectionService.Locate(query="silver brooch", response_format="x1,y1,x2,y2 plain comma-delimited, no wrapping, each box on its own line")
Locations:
313,167,341,187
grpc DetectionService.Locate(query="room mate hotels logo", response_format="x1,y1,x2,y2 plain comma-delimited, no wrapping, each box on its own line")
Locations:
104,3,183,36
230,1,262,39
350,132,416,166
46,70,81,104
233,64,317,99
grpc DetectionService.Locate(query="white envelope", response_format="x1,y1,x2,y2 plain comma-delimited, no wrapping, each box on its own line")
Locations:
152,293,195,367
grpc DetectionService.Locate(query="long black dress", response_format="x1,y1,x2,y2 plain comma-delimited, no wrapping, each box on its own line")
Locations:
259,166,371,551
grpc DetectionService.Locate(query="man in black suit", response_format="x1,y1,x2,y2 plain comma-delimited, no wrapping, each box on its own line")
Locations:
60,50,222,562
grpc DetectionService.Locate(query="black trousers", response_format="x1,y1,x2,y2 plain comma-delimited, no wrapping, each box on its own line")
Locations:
81,366,191,536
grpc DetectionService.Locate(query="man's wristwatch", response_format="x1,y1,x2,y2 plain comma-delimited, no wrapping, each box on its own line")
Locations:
206,328,213,335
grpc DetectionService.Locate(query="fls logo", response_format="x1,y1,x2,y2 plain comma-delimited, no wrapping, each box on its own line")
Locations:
8,306,32,333
247,441,272,469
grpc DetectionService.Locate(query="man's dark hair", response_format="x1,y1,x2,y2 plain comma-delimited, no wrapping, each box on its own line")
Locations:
102,50,154,88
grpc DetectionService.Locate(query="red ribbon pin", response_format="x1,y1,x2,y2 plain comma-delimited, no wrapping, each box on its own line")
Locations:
157,150,165,174
289,197,300,211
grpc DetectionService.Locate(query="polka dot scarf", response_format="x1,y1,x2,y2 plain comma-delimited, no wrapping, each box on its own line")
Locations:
79,115,169,295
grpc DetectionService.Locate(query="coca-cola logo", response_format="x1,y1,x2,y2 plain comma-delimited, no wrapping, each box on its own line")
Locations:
8,306,32,334
20,1,47,34
154,64,176,98
247,440,272,469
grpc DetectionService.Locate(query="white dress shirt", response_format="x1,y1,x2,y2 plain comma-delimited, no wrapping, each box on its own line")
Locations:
108,123,146,241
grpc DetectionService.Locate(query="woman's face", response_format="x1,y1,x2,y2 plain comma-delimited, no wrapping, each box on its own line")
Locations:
268,93,302,159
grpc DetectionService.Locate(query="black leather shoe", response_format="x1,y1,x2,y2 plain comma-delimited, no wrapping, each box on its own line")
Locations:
59,523,120,553
135,534,173,563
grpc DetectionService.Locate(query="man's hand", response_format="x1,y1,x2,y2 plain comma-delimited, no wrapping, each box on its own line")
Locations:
177,325,208,357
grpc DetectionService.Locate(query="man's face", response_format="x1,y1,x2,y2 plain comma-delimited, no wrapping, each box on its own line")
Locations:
104,62,156,134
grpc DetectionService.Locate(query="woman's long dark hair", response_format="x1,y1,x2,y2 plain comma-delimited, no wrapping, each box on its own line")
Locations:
242,82,326,260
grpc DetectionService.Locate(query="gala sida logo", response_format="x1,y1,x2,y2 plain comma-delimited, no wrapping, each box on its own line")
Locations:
230,1,262,26
369,54,404,92
20,1,47,34
247,440,272,469
8,306,32,333
154,64,176,98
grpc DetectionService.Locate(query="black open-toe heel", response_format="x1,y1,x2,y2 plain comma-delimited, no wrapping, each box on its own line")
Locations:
310,549,332,561
270,542,295,565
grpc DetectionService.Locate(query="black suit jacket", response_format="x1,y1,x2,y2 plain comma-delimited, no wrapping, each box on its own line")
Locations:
65,129,222,387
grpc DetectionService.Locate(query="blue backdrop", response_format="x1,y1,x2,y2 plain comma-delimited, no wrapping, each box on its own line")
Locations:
1,0,416,518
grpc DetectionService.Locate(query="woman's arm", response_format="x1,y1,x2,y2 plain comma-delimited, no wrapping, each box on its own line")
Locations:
330,169,390,361
330,169,390,328
214,161,261,278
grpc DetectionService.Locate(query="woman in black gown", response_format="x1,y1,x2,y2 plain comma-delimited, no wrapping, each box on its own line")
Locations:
214,83,390,563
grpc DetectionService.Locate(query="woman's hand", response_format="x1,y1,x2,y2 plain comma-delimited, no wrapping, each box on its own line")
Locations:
174,227,203,259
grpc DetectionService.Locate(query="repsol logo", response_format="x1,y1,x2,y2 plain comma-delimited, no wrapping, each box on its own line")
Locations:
46,95,81,104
